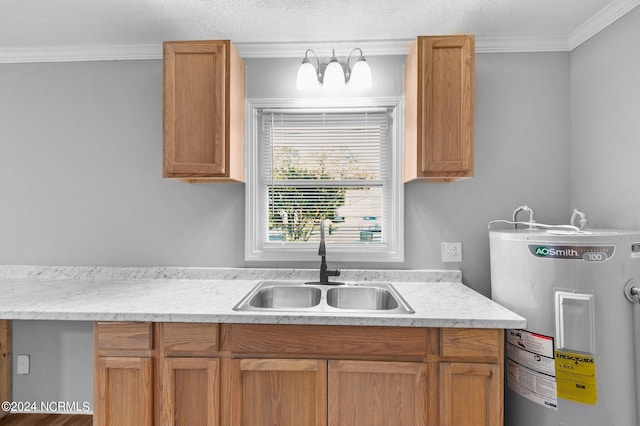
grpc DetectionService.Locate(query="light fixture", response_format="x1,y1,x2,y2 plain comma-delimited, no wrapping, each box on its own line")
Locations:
296,50,321,91
296,48,372,90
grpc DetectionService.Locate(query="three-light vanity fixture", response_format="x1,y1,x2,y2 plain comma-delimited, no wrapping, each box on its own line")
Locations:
296,48,372,90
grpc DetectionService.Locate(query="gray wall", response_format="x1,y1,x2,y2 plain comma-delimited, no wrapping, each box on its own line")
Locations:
1,50,571,404
0,60,245,268
570,6,640,229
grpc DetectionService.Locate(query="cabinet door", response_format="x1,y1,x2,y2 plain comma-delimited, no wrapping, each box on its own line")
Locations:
0,320,10,420
163,40,245,182
328,360,430,426
404,35,474,182
94,357,153,426
229,358,327,426
440,362,502,426
159,358,219,426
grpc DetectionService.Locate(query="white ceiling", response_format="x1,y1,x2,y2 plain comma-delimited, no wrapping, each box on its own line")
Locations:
1,0,639,62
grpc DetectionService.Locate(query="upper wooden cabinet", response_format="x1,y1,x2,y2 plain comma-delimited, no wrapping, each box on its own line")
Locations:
163,40,246,182
404,35,475,182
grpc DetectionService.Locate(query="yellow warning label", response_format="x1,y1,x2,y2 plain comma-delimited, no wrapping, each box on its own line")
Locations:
554,350,597,405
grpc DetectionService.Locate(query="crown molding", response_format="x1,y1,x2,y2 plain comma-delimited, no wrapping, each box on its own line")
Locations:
236,39,412,58
0,44,162,63
475,34,570,53
0,36,569,63
0,1,638,64
568,0,640,49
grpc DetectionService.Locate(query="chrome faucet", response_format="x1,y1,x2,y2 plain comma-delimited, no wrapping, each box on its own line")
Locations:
317,220,341,285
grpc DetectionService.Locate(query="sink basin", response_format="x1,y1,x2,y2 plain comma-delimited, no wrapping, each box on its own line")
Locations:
327,286,399,310
233,281,414,314
249,285,321,309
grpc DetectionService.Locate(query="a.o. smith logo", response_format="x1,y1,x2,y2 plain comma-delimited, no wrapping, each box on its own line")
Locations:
528,245,614,261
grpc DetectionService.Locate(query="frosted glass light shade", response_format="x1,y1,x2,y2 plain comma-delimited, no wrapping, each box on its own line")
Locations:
349,60,372,89
296,61,320,91
323,60,345,88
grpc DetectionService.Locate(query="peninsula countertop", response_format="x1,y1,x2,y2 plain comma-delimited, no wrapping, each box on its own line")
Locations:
0,266,526,329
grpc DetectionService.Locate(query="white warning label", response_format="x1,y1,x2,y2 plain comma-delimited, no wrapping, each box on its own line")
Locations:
507,359,558,410
506,329,558,410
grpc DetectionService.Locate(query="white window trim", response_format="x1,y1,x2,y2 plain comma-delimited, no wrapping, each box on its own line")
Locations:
245,97,404,263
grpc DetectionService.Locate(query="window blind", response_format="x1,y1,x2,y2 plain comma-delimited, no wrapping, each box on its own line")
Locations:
261,109,389,245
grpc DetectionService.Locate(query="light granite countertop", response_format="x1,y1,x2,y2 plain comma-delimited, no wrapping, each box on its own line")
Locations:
0,266,526,329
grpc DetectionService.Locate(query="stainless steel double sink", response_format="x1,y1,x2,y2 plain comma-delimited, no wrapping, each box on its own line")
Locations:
233,281,414,314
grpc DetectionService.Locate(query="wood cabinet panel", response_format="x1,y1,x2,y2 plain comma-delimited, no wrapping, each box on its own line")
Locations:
440,328,501,361
328,360,430,426
229,358,327,426
159,358,219,426
163,40,245,182
440,362,502,426
159,323,219,357
94,357,153,426
404,35,475,182
229,324,428,361
0,321,10,420
95,322,153,357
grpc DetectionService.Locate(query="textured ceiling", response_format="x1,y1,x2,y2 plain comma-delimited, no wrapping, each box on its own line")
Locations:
0,0,639,58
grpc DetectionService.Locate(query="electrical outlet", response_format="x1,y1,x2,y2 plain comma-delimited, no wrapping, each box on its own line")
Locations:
441,242,462,263
17,354,30,375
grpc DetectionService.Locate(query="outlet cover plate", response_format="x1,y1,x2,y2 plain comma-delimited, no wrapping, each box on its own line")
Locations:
17,354,30,375
441,242,462,263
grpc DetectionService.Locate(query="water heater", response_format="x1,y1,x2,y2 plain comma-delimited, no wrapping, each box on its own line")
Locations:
490,215,640,426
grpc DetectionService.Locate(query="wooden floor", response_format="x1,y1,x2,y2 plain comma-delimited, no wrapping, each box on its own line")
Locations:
0,414,92,426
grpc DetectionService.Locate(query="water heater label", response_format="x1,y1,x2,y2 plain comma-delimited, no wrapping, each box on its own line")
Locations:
506,329,558,410
555,350,598,405
631,242,640,258
528,245,615,261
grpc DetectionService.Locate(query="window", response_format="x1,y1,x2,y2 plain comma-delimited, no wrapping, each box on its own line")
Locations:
245,98,403,262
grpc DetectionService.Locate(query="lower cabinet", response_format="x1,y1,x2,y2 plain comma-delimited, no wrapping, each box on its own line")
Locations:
440,362,502,426
93,322,504,426
94,357,153,426
229,358,327,426
328,360,431,426
159,358,219,426
94,321,154,426
228,359,431,426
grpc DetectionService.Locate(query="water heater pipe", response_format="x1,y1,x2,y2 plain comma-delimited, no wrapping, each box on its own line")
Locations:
624,280,640,425
570,209,589,230
512,205,536,229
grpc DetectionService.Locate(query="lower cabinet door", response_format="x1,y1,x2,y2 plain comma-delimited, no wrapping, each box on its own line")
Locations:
94,356,153,426
159,358,220,426
229,358,327,426
439,362,502,426
328,360,430,426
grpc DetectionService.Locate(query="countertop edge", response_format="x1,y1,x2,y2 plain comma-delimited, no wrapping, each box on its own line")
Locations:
0,312,526,329
0,267,526,329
